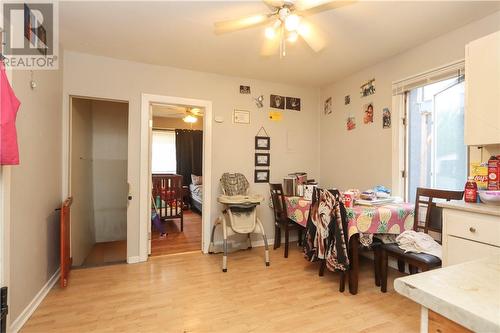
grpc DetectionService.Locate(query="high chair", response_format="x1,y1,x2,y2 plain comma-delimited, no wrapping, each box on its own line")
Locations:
209,173,270,272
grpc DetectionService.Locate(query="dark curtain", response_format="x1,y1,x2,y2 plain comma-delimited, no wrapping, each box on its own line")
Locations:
175,129,203,186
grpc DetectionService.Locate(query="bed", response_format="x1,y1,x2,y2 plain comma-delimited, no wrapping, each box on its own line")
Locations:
190,183,203,213
190,174,203,213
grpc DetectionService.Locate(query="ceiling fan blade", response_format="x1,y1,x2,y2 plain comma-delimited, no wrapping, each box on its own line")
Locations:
297,20,326,52
261,29,282,56
295,0,356,16
214,14,274,34
262,0,283,10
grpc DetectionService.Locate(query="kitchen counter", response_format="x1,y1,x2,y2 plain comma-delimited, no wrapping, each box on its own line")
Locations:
437,200,500,217
394,255,500,332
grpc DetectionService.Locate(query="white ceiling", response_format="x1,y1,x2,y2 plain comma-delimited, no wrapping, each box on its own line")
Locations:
60,1,500,87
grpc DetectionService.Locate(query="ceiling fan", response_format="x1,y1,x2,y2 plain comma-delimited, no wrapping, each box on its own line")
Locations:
214,0,355,57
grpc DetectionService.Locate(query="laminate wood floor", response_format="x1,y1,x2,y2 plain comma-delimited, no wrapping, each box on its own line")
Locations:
23,246,419,333
81,240,127,267
151,210,202,256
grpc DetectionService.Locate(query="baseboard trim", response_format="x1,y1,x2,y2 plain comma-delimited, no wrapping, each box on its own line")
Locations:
127,256,141,264
9,267,60,333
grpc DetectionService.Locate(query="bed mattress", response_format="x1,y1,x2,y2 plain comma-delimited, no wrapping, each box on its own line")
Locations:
190,184,203,203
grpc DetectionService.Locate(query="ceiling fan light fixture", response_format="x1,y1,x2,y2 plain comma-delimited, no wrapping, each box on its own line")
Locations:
183,115,197,123
265,26,276,39
285,14,301,31
297,22,310,37
287,31,298,43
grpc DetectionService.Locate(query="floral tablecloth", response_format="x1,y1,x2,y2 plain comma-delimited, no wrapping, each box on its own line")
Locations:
345,203,415,238
284,196,415,239
284,196,311,227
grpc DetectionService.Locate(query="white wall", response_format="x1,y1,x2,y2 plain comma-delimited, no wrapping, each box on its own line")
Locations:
70,98,95,266
91,100,128,242
62,52,321,260
9,67,63,322
319,11,500,193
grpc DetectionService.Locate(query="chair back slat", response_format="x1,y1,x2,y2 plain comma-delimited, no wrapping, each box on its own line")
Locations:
269,183,288,222
413,187,464,236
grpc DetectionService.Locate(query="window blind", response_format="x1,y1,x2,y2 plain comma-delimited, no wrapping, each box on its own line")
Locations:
392,60,465,95
151,130,176,174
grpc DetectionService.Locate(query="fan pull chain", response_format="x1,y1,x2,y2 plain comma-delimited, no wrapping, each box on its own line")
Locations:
280,25,286,58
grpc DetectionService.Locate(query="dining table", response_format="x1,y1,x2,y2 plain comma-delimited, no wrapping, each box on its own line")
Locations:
284,196,415,295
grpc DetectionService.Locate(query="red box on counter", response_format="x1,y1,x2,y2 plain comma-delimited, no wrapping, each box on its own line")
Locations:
487,156,500,190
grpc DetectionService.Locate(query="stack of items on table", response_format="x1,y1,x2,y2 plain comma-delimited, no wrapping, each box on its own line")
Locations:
283,172,318,200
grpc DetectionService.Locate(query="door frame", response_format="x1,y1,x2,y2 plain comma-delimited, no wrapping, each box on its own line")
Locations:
140,94,213,260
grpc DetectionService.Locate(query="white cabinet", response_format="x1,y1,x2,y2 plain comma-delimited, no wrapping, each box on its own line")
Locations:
442,206,500,267
464,31,500,146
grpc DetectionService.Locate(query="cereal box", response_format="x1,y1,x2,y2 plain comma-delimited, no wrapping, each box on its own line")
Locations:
470,163,488,190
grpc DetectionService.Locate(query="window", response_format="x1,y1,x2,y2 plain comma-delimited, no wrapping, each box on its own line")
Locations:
151,130,176,174
406,77,467,203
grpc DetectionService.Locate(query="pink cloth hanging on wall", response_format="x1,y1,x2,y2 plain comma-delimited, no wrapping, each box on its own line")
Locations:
0,63,21,165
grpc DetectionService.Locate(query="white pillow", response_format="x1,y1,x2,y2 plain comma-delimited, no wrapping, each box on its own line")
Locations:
191,174,202,185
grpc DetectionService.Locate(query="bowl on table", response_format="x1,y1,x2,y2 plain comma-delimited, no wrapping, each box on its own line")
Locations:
478,190,500,206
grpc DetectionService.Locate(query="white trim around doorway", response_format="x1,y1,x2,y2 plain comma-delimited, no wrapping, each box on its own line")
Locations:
140,94,213,261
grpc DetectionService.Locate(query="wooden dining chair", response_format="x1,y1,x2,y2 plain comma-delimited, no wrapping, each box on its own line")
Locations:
269,183,303,258
380,187,464,292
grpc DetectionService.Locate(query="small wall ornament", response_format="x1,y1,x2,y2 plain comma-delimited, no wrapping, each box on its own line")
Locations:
254,95,264,108
383,107,391,129
344,95,350,105
324,97,332,115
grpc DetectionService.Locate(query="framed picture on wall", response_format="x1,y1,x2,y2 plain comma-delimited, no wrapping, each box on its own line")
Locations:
270,94,285,109
254,170,270,183
255,136,270,150
285,97,301,111
255,153,270,167
233,109,250,124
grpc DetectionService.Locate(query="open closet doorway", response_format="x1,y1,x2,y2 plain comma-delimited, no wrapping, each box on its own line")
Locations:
149,103,204,256
70,97,129,267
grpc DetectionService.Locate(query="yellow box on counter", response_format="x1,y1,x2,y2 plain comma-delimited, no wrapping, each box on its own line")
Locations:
470,163,488,190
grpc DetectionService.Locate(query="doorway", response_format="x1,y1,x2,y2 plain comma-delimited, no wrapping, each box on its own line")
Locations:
149,104,204,256
140,94,212,260
70,97,129,267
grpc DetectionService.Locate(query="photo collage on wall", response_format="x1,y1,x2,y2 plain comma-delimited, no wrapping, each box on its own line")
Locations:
333,78,391,131
254,126,270,183
270,94,301,111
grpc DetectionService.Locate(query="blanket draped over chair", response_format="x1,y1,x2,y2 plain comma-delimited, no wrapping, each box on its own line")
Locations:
304,188,350,272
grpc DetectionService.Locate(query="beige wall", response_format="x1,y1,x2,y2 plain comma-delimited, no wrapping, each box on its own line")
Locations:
319,11,500,193
153,116,203,130
70,98,95,266
91,100,128,242
63,51,321,259
10,67,63,321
